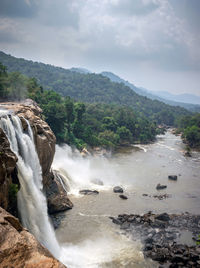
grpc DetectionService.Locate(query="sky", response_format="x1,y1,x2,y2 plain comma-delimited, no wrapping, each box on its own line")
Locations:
0,0,200,96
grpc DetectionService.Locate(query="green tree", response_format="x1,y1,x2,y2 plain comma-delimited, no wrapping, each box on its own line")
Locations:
117,126,132,144
7,72,27,100
184,125,200,147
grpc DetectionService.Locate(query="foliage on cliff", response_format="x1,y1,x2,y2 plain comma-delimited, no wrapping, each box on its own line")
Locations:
0,51,190,126
176,113,200,148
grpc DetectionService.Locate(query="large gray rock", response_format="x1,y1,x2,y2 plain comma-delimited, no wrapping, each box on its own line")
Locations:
156,183,167,190
45,171,73,214
113,186,124,193
168,175,178,181
79,189,99,195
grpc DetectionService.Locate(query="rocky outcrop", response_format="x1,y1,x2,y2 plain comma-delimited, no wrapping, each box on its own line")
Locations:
46,170,73,214
0,100,73,214
0,100,56,185
111,212,200,268
0,207,66,268
0,128,18,211
113,186,124,193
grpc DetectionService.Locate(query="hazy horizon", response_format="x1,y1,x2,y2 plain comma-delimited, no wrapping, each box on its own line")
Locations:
0,0,200,96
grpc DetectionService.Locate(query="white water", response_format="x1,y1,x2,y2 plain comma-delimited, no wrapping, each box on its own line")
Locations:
0,115,145,268
52,145,125,195
3,115,199,268
0,115,60,257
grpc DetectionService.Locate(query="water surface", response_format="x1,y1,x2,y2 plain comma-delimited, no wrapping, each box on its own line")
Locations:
53,131,200,268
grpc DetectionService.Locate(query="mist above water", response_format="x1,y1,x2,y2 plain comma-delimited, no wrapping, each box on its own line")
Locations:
1,114,200,268
52,145,121,194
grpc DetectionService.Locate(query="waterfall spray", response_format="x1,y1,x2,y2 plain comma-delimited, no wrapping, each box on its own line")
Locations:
0,115,60,258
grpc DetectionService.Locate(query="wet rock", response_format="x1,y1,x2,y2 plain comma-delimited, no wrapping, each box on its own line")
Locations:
153,194,170,200
51,212,66,229
156,183,167,190
113,186,124,193
80,147,90,157
79,189,99,195
184,151,192,157
0,207,66,268
109,217,121,225
111,212,200,268
119,194,128,200
0,128,18,212
168,175,178,181
121,221,130,229
155,213,170,222
46,171,73,214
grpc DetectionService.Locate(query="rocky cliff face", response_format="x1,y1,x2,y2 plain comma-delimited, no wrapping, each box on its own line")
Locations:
0,207,66,268
0,99,56,184
0,100,71,267
0,100,72,214
0,128,18,211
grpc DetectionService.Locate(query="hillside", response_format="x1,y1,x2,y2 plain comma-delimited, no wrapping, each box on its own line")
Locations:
0,51,190,125
154,91,200,106
101,71,200,112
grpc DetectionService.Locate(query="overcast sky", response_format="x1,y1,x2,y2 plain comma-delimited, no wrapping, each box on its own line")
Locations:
0,0,200,96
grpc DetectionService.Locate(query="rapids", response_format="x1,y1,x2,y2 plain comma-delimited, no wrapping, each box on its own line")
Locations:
1,113,199,268
53,131,200,267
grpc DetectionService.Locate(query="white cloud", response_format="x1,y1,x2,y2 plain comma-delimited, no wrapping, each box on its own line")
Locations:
0,0,199,94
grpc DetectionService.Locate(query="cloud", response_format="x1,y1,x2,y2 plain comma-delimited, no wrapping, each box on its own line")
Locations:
38,0,80,29
108,0,160,16
0,0,38,18
0,0,199,94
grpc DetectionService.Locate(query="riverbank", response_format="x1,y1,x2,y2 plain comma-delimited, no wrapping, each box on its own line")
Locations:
111,212,200,267
52,131,200,267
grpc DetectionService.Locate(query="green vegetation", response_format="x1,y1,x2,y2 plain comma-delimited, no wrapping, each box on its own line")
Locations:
176,113,200,148
0,62,158,149
30,87,158,149
0,55,194,150
8,183,19,215
0,51,190,126
197,235,200,245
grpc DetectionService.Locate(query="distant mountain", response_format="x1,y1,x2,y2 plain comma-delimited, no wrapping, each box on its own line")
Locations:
154,91,200,105
101,71,200,112
0,51,191,126
70,67,91,74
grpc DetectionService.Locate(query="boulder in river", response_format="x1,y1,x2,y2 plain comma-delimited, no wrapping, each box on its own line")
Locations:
119,194,128,200
113,186,124,193
155,213,170,222
168,175,178,181
156,183,167,190
79,189,99,195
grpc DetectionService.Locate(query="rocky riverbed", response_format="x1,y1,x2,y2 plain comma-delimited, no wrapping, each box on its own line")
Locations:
111,212,200,267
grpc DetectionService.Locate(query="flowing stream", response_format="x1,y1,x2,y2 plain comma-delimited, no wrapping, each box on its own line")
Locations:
1,113,200,268
53,131,200,267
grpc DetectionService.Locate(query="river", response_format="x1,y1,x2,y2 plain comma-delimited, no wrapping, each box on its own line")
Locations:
52,131,200,268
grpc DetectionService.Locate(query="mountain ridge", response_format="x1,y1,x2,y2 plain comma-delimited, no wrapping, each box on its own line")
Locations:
0,51,191,125
100,71,200,112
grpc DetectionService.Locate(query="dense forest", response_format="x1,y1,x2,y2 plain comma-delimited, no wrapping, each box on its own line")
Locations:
176,114,200,148
0,62,158,149
0,51,191,126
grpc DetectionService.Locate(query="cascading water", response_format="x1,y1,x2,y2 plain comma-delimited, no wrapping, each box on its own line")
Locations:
0,112,160,268
0,114,60,258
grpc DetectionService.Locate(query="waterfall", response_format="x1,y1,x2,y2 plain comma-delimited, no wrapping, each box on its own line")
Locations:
0,114,60,258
